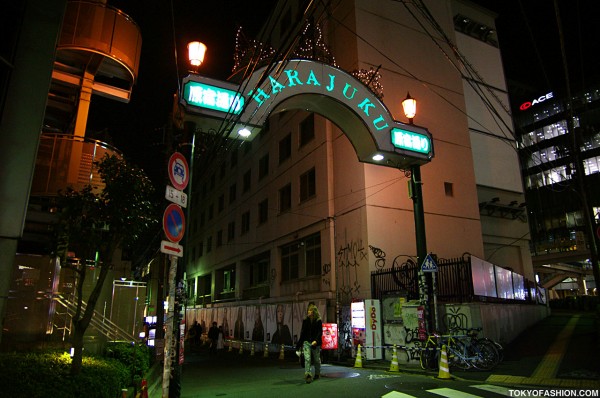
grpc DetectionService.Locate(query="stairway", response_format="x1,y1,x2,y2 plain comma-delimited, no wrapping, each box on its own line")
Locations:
53,294,135,342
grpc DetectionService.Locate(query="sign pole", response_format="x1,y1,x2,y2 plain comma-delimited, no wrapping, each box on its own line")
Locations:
162,255,177,398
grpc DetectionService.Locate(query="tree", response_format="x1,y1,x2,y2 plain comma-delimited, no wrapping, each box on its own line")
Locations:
56,155,158,375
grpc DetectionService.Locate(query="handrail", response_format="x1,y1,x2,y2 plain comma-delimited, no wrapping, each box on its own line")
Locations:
53,294,135,342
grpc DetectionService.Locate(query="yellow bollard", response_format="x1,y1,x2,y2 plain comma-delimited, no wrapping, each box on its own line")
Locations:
389,345,399,372
250,342,255,356
437,345,452,380
239,341,244,355
279,344,285,360
263,342,269,358
354,344,363,368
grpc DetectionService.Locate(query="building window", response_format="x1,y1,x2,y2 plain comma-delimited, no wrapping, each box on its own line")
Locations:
259,153,269,180
304,233,321,277
217,230,223,247
281,243,299,281
243,141,252,155
208,204,214,220
279,133,292,164
258,198,268,224
220,161,227,179
227,221,235,241
300,167,316,202
229,183,236,203
250,258,269,286
231,148,238,167
210,173,216,190
444,182,453,197
243,169,251,192
200,211,205,227
299,114,315,147
198,274,211,301
198,241,203,257
241,211,250,234
206,236,212,253
223,268,235,292
279,183,292,213
218,194,225,213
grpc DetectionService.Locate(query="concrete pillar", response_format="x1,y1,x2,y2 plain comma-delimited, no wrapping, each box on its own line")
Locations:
0,0,67,344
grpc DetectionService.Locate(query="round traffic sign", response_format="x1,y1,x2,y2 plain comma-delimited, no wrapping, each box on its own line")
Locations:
168,152,189,191
163,203,185,243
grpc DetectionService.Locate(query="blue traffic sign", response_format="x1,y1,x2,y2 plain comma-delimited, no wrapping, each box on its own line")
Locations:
421,254,438,272
163,203,185,243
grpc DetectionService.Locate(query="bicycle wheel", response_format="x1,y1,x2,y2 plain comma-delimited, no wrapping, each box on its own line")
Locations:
471,339,499,370
420,340,438,370
446,340,471,370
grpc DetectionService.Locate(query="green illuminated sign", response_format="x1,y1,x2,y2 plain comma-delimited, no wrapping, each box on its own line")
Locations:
183,81,244,114
391,128,431,155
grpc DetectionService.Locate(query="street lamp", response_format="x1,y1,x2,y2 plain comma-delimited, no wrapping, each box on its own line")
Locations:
187,41,207,71
401,92,432,332
402,92,417,123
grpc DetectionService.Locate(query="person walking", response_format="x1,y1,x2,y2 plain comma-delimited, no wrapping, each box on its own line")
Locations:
208,321,219,356
295,303,322,383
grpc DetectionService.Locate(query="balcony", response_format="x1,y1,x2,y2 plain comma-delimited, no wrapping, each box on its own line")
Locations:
31,133,122,196
46,0,142,132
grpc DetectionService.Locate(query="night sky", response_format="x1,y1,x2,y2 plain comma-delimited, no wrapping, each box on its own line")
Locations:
86,1,600,181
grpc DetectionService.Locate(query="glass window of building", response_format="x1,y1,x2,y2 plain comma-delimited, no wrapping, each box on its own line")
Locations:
259,153,269,180
227,221,235,241
279,183,292,213
243,169,251,192
279,133,292,164
300,167,316,202
299,114,315,147
218,194,224,213
258,198,268,224
304,233,321,277
241,211,250,234
281,243,299,281
229,183,236,203
217,230,223,247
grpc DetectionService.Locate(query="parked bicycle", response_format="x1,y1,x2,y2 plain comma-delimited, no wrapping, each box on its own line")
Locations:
419,329,501,371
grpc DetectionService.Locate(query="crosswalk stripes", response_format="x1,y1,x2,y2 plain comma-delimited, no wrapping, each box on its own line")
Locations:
382,384,513,398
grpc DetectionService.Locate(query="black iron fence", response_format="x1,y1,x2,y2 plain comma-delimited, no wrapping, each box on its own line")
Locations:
371,255,539,304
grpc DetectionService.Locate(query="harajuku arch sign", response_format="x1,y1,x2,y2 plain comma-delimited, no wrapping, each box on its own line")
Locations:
180,59,434,169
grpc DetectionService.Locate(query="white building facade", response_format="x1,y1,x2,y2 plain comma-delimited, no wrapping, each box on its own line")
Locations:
181,0,539,348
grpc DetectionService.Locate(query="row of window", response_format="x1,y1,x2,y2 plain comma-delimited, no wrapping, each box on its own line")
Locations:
188,233,322,302
188,166,317,261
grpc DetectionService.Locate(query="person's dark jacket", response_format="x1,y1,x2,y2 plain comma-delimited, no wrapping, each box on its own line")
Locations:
296,317,322,350
208,325,219,341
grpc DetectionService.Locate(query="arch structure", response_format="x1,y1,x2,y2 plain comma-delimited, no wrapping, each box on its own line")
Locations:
180,59,433,169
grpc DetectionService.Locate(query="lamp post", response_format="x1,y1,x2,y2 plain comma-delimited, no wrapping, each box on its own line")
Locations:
402,92,433,333
164,41,206,398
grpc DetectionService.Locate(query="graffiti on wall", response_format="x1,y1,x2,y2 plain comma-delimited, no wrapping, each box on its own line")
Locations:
337,237,368,299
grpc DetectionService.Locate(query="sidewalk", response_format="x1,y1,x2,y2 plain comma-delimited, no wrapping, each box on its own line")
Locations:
146,310,600,397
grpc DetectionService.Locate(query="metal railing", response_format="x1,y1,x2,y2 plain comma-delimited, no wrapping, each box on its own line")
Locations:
53,294,135,342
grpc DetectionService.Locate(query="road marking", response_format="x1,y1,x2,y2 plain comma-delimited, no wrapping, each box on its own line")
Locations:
382,392,418,398
470,384,512,395
427,387,481,398
531,314,579,379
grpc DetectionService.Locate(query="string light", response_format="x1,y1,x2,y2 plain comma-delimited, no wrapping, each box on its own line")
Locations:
232,22,384,99
351,67,384,99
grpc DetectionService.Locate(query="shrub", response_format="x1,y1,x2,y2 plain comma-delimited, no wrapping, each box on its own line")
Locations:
0,350,129,398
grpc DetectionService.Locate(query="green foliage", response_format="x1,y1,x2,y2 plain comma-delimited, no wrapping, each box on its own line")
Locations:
105,342,151,387
0,351,129,398
56,154,159,260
